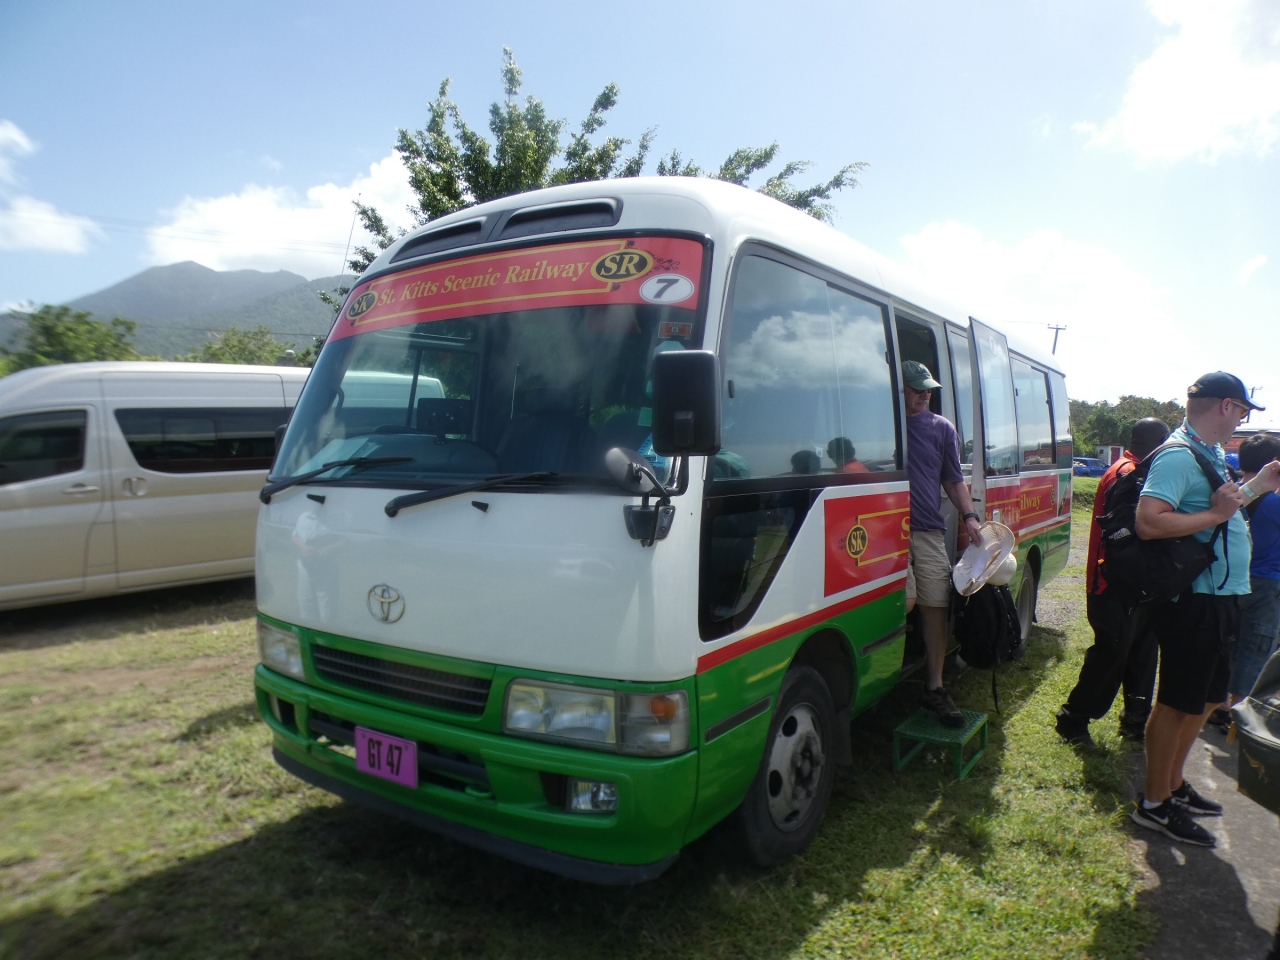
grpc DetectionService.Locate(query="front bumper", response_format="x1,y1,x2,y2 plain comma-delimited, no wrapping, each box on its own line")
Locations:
255,665,696,881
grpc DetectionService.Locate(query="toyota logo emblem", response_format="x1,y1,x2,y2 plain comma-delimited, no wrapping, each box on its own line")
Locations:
367,584,405,623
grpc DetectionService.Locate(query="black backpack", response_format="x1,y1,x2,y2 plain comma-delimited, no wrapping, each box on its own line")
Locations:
1096,440,1230,606
953,583,1022,711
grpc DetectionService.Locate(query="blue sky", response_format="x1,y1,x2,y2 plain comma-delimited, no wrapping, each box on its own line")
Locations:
1,0,1277,407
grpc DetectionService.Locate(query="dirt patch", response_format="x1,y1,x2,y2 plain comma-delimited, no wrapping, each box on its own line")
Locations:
3,655,251,704
64,655,249,695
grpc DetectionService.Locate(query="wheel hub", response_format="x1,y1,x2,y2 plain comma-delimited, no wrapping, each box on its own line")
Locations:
764,703,826,831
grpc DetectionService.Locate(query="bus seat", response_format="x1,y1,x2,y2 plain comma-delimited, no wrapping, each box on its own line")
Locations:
496,413,597,474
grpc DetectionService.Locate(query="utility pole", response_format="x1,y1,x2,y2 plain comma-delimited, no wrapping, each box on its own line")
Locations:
1048,324,1066,354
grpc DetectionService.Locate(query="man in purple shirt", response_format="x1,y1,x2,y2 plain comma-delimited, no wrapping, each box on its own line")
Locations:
902,361,984,726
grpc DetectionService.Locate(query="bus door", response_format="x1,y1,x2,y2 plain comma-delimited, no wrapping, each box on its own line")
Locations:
966,318,1020,527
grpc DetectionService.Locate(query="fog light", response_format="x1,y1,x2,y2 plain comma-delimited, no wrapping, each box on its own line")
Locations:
566,778,618,813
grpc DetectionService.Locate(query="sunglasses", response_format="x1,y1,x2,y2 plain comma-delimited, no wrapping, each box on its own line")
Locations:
1227,400,1252,422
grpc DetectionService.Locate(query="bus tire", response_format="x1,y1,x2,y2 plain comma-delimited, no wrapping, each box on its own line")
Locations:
1016,569,1038,643
737,664,836,867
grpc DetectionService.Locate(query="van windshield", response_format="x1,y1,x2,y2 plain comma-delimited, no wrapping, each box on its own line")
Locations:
273,235,707,490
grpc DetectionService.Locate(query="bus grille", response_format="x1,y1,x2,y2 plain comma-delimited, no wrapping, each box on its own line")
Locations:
311,645,491,715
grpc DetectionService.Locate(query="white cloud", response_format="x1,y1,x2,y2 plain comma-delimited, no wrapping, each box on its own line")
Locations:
1077,0,1280,163
0,120,35,184
145,154,419,277
0,121,102,254
0,195,103,252
1238,254,1268,284
893,222,1199,402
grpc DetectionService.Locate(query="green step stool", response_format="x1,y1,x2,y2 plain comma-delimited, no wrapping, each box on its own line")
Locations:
892,708,988,780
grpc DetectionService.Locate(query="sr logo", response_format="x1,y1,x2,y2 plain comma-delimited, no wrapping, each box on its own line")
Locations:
591,249,654,283
845,524,869,559
367,584,405,623
347,291,378,320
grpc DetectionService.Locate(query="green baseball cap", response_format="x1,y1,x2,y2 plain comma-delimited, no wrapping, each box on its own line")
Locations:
902,360,942,390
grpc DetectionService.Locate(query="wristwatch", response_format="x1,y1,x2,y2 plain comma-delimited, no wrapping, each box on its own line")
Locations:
963,512,981,523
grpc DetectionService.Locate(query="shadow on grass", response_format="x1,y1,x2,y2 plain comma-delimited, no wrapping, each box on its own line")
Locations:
0,797,925,960
0,578,256,652
176,701,259,742
0,622,1149,960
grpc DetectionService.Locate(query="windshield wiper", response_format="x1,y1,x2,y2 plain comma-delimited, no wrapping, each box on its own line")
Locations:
384,471,552,517
259,457,414,503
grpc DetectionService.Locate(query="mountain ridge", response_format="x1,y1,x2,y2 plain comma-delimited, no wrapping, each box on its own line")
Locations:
3,262,355,357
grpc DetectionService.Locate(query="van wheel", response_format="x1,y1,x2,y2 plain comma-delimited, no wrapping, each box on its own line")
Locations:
738,665,836,867
1016,570,1038,643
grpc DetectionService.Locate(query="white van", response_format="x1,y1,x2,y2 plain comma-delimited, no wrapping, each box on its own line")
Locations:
0,361,310,611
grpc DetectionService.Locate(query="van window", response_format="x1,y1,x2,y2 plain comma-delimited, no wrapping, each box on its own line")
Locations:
946,330,974,464
972,326,1018,475
1012,359,1054,468
0,410,86,486
700,490,807,640
720,256,840,479
829,287,897,470
115,407,289,473
719,256,896,480
1048,371,1072,467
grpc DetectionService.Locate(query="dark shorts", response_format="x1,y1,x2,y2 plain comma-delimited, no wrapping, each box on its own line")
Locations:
1149,593,1238,715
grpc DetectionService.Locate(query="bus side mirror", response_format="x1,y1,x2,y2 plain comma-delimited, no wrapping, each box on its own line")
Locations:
651,350,721,457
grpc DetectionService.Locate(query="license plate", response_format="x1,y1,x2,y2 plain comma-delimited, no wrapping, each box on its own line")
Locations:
354,726,418,789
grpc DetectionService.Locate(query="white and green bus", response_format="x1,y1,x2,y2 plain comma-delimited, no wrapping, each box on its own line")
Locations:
254,178,1073,883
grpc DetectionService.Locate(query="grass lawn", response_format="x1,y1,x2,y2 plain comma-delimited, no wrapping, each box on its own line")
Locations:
0,504,1156,960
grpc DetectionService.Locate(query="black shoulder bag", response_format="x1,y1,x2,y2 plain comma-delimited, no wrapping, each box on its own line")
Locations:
1097,440,1230,606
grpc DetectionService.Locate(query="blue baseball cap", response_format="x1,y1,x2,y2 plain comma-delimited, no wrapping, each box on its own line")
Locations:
1187,371,1265,411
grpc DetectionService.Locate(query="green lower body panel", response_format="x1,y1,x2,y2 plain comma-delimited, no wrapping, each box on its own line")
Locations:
255,666,697,878
686,590,906,841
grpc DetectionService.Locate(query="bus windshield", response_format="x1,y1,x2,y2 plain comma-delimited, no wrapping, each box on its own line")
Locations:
273,235,706,490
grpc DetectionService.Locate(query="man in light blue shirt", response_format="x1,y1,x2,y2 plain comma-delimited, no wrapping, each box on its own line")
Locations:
1131,372,1280,847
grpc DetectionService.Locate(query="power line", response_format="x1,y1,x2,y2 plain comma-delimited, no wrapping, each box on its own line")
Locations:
339,194,360,279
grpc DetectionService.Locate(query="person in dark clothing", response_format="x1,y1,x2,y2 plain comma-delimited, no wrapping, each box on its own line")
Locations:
1055,417,1171,747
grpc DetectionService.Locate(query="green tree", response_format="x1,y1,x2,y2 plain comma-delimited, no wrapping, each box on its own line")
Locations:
0,304,142,375
294,336,325,367
178,325,295,366
1069,395,1184,455
324,47,865,310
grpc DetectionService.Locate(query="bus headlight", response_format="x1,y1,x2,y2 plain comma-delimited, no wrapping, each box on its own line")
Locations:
504,681,616,747
504,681,689,756
257,619,304,681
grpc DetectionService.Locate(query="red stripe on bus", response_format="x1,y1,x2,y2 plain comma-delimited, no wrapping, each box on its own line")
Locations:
696,578,905,673
1017,515,1071,541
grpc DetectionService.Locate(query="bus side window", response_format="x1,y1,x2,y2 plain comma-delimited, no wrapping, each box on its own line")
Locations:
720,256,840,479
829,287,897,471
1048,371,1072,467
1011,359,1054,468
946,330,974,465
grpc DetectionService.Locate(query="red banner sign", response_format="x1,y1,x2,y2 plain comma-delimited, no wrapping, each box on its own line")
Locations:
329,236,704,342
824,491,911,597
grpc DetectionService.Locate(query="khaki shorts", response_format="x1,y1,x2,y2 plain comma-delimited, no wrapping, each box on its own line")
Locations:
906,528,951,608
